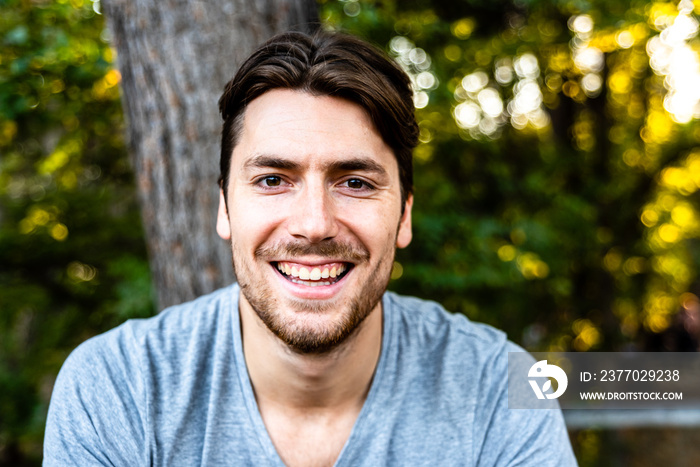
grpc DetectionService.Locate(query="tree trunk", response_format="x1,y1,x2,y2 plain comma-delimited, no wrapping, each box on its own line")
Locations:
102,0,319,310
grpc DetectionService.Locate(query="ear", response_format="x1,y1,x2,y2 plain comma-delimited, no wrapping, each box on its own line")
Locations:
216,189,231,240
396,193,413,249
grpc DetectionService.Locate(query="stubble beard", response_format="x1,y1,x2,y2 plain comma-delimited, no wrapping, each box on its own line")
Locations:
233,240,394,355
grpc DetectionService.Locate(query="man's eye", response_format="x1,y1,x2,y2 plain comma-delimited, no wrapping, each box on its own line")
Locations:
261,176,281,187
346,178,369,189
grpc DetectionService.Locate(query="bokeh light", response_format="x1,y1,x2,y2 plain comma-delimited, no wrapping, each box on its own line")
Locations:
452,52,549,136
647,0,700,123
390,35,439,109
569,14,604,98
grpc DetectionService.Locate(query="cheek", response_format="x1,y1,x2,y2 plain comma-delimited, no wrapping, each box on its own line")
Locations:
339,207,400,252
228,196,288,246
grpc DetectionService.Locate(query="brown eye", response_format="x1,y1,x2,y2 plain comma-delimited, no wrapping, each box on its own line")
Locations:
347,179,364,189
264,176,281,187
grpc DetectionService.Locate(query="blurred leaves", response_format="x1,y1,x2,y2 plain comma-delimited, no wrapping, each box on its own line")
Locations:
0,0,153,463
323,0,700,353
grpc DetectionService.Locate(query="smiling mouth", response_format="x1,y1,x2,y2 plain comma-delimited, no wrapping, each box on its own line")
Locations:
272,261,353,287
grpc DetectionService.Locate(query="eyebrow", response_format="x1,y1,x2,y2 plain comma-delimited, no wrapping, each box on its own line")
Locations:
325,158,388,176
243,154,389,177
243,155,300,171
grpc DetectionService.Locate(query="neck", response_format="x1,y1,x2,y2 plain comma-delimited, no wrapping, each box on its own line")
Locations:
239,294,383,415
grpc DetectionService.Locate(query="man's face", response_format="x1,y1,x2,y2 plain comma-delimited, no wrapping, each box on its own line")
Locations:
217,89,412,354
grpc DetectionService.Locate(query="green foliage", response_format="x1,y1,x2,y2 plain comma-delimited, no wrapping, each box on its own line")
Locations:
323,0,700,353
0,0,153,463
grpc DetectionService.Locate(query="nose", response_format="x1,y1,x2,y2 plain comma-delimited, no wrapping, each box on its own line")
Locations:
286,182,339,243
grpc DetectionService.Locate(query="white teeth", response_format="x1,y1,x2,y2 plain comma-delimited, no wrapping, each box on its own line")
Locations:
277,262,350,285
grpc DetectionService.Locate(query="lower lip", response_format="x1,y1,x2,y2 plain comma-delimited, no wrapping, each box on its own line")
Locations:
271,264,351,300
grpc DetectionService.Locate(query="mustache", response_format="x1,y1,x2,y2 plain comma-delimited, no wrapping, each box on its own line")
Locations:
255,241,370,263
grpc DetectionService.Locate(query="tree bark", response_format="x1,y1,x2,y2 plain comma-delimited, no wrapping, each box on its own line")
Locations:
102,0,319,310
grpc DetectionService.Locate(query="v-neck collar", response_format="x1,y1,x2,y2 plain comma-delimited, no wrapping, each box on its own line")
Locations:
230,286,395,466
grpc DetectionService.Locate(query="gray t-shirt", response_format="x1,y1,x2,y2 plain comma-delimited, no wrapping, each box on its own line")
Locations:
44,284,577,466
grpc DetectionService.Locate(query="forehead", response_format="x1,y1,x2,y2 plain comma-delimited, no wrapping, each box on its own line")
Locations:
232,89,397,173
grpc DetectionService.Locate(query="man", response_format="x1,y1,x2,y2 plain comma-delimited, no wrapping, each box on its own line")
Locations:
44,31,576,466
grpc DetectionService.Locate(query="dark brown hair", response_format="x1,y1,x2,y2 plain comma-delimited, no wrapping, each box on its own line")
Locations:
218,30,418,207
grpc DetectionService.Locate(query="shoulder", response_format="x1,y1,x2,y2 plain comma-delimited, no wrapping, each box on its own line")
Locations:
56,284,236,373
44,284,239,465
120,283,237,357
384,290,509,363
382,291,576,466
116,282,237,346
382,290,514,413
54,282,238,403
